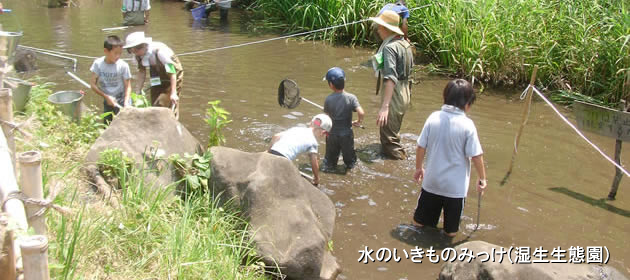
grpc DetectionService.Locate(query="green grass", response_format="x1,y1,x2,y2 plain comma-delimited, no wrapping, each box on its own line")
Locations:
246,0,630,105
48,154,266,279
14,84,267,279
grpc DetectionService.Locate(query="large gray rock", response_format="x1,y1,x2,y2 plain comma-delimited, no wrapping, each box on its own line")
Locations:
85,107,202,192
209,147,340,280
440,241,628,280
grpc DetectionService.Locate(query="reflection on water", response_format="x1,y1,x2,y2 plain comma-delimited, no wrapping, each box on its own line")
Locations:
9,0,630,278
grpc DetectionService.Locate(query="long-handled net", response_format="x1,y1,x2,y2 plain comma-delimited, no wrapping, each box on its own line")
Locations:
277,78,323,110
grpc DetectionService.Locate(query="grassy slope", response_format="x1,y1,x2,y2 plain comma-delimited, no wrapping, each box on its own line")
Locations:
14,84,267,279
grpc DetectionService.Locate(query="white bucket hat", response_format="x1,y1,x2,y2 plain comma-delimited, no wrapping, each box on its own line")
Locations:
123,32,152,49
369,10,404,36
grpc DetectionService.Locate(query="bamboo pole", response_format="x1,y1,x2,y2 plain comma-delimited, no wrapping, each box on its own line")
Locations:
19,151,47,235
0,126,27,272
0,88,15,175
19,235,50,280
502,65,538,185
0,214,16,280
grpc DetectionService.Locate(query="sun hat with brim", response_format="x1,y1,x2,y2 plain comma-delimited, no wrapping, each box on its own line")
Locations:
369,10,403,36
123,32,152,49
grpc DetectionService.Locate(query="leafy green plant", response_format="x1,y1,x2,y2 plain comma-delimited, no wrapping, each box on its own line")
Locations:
130,92,150,108
205,100,232,147
98,148,134,184
170,151,213,192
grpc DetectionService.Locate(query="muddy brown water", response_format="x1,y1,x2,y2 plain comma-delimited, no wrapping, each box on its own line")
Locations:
6,0,630,279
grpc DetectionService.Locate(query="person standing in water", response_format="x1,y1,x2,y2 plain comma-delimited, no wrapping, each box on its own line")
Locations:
412,79,487,237
370,10,414,159
123,32,184,119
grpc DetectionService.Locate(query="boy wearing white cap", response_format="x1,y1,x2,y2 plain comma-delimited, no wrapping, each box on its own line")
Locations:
370,10,414,160
124,32,184,119
268,114,332,185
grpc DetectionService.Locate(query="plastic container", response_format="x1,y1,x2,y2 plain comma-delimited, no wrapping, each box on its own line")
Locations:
191,4,207,20
47,91,83,121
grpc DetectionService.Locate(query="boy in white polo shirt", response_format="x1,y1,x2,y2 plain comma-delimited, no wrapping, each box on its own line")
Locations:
412,79,487,237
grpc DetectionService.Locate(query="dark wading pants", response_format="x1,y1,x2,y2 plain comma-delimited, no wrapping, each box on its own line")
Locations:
325,132,357,168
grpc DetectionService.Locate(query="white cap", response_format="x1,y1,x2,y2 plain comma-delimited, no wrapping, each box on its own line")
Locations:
312,114,332,133
123,32,152,49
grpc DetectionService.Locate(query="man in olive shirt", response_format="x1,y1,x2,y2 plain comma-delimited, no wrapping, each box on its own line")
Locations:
370,10,414,159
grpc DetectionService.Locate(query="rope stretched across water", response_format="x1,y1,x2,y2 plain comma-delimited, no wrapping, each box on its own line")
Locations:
17,4,431,59
526,85,630,178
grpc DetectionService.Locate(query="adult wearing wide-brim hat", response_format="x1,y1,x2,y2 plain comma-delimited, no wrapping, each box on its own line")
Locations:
124,31,184,119
370,10,413,160
378,0,410,40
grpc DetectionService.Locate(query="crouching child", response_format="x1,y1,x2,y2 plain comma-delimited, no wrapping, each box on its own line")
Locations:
268,114,332,185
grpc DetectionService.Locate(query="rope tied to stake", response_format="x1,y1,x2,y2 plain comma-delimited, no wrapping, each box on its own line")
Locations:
2,190,73,218
0,118,33,140
517,84,630,178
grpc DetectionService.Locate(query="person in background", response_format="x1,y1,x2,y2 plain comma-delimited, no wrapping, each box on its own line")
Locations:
268,114,333,186
370,10,414,159
90,35,132,124
412,79,487,237
322,67,365,171
215,0,230,22
122,0,150,25
378,0,410,41
123,32,184,119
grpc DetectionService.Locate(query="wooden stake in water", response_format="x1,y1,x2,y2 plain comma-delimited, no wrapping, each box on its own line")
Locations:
608,70,630,200
501,65,538,186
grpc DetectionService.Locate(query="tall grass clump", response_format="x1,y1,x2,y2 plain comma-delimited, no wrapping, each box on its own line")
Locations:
411,0,629,103
248,0,630,105
47,150,267,279
247,0,384,45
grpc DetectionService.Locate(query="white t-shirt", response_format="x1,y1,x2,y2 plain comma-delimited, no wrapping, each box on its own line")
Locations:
271,127,318,161
90,57,131,99
417,105,483,198
122,0,150,12
140,42,175,69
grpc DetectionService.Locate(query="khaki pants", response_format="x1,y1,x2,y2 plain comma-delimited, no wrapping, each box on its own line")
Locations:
380,109,407,160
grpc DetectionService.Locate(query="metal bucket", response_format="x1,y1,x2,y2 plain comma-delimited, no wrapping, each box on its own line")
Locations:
47,91,83,121
12,81,34,113
0,31,23,65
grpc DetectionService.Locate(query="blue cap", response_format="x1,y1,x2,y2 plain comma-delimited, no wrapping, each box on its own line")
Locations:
324,67,345,83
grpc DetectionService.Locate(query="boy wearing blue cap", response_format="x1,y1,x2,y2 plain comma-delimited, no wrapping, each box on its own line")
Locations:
322,67,365,170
